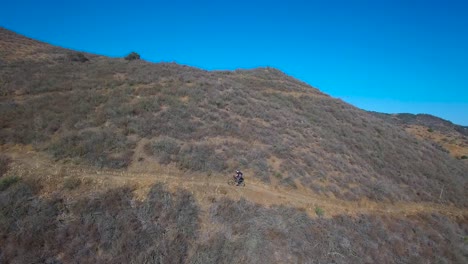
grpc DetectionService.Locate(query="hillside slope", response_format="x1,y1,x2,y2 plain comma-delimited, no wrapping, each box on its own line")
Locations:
1,27,466,206
0,28,467,263
1,146,467,263
372,112,468,160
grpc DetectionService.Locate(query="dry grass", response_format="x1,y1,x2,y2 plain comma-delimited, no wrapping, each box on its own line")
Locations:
372,112,468,159
0,173,199,263
406,125,468,159
1,150,467,263
193,198,467,264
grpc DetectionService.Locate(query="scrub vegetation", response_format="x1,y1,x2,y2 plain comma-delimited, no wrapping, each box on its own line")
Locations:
0,28,467,263
0,174,466,264
2,27,466,206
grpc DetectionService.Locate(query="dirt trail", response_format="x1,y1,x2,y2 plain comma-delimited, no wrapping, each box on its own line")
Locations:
4,148,468,219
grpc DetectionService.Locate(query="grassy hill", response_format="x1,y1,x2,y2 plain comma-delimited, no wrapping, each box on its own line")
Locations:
1,27,467,263
371,112,468,160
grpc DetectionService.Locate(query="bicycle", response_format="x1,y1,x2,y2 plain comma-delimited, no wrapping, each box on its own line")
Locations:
227,176,245,187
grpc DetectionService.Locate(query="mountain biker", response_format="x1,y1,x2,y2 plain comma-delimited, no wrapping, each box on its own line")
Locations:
234,170,244,186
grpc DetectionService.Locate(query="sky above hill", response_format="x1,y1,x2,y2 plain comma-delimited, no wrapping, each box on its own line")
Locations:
1,0,467,125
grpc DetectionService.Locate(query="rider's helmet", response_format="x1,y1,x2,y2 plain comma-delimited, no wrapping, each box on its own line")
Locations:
236,170,240,173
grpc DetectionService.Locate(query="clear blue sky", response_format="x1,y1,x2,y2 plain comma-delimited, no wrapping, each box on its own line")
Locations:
1,0,467,125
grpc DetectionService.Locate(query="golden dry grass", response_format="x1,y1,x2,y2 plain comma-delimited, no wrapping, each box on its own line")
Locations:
406,125,468,159
4,146,466,220
2,146,467,263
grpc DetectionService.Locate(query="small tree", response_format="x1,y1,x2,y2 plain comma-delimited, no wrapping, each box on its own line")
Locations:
68,52,89,62
125,52,140,61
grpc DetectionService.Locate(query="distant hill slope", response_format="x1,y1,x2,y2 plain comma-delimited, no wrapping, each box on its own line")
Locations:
371,112,468,159
1,27,466,207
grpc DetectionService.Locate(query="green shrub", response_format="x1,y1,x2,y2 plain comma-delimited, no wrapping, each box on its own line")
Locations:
274,171,282,178
460,155,468,160
315,206,324,217
427,128,434,133
125,52,140,61
0,176,20,191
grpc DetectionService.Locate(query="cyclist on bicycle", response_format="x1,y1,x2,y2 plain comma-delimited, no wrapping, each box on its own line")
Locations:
234,170,244,186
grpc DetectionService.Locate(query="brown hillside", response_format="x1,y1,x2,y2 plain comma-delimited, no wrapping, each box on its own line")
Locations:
1,147,467,263
1,28,466,206
372,112,468,160
0,28,467,263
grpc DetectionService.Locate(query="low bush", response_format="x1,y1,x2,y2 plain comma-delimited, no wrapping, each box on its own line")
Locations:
149,137,180,155
146,137,181,164
280,176,297,189
315,206,324,217
0,176,20,191
249,158,270,183
272,143,293,159
177,144,226,172
63,177,81,190
68,52,89,62
0,154,11,177
131,97,161,114
47,129,135,168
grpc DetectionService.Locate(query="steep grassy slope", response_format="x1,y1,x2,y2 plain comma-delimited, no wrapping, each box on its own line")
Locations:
1,28,466,206
1,28,467,263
